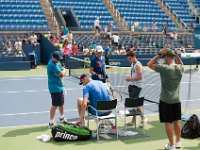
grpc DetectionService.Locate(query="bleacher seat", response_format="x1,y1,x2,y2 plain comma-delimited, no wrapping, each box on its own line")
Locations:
112,0,176,31
50,0,118,31
0,0,49,31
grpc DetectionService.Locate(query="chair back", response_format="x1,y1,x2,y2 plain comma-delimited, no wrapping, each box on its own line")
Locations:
96,99,117,111
125,97,144,108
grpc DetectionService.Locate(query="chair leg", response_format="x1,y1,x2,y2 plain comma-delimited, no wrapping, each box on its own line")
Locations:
96,119,100,141
124,115,127,131
115,116,118,139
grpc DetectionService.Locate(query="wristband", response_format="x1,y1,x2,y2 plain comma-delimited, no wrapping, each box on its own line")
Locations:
157,52,162,56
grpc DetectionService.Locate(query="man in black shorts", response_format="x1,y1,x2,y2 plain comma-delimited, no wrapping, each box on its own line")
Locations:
125,51,146,128
147,49,184,150
47,51,67,128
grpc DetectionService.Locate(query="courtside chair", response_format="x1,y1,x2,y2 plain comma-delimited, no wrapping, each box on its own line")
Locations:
87,99,118,141
124,97,144,131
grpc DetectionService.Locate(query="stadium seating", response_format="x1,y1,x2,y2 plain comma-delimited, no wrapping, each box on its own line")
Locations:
73,34,194,54
163,0,196,27
192,0,200,8
50,0,118,30
0,0,49,31
112,0,176,31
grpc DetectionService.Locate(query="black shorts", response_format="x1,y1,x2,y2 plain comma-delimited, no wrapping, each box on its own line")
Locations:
128,85,142,98
51,92,64,106
159,101,181,123
95,26,99,30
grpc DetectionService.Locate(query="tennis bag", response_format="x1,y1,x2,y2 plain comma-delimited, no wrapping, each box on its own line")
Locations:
181,114,200,139
51,123,92,141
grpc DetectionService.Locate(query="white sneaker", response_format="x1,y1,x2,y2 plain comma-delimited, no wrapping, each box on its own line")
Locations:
175,142,181,149
139,117,148,128
164,144,175,150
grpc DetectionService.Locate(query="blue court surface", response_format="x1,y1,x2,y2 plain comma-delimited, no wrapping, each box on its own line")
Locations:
0,68,200,128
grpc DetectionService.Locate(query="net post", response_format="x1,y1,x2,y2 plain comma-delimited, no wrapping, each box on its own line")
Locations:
67,56,71,76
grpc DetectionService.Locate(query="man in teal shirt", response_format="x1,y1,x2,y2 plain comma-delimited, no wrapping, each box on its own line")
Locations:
147,49,184,150
47,51,67,128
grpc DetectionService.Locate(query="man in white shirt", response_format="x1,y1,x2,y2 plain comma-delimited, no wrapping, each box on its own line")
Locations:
125,51,146,128
94,17,100,35
112,34,120,46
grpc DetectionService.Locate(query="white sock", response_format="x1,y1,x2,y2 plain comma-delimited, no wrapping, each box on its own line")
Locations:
49,119,54,124
59,114,64,119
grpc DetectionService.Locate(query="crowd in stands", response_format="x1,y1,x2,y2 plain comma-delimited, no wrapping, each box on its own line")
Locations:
1,32,39,57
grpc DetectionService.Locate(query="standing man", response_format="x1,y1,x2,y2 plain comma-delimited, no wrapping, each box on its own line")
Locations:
147,49,184,150
94,17,100,36
90,45,107,83
125,51,146,128
104,45,111,68
47,51,68,128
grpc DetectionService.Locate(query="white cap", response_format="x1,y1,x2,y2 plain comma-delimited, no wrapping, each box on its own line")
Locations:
96,45,104,52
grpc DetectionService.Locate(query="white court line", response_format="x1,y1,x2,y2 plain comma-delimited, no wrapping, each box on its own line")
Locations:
0,99,199,117
0,88,83,94
0,109,78,117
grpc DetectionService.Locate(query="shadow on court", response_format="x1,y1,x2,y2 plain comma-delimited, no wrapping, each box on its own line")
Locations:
2,126,48,137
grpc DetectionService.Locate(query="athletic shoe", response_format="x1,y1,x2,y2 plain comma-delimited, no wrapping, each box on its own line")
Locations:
175,142,181,149
139,117,148,128
48,122,54,129
59,117,68,124
164,144,175,150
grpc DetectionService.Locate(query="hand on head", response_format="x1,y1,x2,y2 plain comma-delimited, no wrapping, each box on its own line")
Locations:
159,49,167,55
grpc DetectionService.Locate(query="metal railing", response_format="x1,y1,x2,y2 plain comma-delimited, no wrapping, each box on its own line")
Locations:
70,8,81,28
56,7,66,28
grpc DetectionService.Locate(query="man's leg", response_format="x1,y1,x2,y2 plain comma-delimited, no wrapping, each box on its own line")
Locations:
174,120,181,143
165,123,174,146
50,106,57,121
77,98,83,117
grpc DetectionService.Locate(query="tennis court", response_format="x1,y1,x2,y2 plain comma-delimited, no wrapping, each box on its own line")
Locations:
0,66,200,150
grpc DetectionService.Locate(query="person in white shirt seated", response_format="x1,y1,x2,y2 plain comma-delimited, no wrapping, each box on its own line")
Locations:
120,46,126,55
112,46,120,55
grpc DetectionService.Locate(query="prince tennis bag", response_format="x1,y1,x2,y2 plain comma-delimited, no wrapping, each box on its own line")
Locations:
51,123,92,141
181,114,200,139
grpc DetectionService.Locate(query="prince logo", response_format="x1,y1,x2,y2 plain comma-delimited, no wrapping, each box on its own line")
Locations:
55,131,78,140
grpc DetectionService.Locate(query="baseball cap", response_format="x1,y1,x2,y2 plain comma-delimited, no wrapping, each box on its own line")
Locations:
165,49,175,58
52,51,62,60
96,45,104,53
79,74,87,85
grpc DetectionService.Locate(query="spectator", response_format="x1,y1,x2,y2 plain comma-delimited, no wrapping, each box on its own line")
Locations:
94,17,100,36
83,46,90,55
163,22,167,36
67,30,73,44
108,21,113,32
120,46,126,55
14,38,23,57
112,46,120,55
143,25,147,32
63,42,70,56
127,45,134,52
62,26,69,37
131,23,135,36
72,42,78,55
170,32,178,41
134,20,139,31
29,32,38,45
153,20,157,32
112,34,120,46
104,45,111,67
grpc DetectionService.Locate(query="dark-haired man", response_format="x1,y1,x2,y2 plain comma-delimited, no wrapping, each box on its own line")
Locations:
125,51,146,128
147,49,184,150
47,51,67,128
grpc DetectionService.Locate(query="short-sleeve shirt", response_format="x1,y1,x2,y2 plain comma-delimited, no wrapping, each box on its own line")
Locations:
155,64,184,104
47,60,63,93
91,55,106,83
104,47,111,56
83,80,110,115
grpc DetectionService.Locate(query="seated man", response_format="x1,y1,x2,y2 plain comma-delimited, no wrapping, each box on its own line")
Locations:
76,74,113,127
